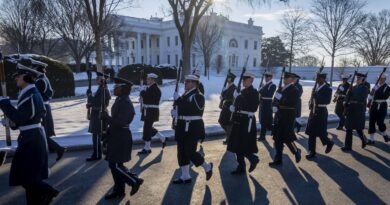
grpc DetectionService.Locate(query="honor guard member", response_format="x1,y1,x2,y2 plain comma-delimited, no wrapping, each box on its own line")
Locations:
171,74,213,184
102,78,143,199
86,72,111,161
367,74,390,144
218,72,236,145
32,59,66,161
138,73,166,154
342,72,369,151
0,59,59,204
258,71,276,141
293,76,303,132
305,72,334,159
333,75,350,130
270,72,302,166
192,69,205,94
227,72,260,174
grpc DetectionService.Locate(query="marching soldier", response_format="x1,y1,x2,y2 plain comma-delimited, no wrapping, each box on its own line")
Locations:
192,69,204,94
367,74,390,144
305,73,334,159
102,78,143,199
171,74,213,184
258,72,276,141
333,75,350,130
0,59,59,204
270,72,302,166
227,72,260,174
218,72,236,145
342,72,369,151
32,59,66,161
86,72,111,161
138,73,166,154
294,76,303,132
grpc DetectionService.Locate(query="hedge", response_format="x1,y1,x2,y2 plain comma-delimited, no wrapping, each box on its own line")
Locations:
2,54,75,99
117,64,163,85
156,65,177,79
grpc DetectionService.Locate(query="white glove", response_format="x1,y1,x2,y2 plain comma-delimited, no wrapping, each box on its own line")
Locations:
373,85,380,91
170,109,177,117
274,92,282,100
229,105,235,112
339,86,345,91
233,90,240,98
173,92,179,100
1,118,7,126
368,95,373,101
0,96,8,101
272,106,278,113
140,85,146,91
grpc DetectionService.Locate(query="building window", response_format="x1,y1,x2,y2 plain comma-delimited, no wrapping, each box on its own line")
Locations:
167,37,170,47
175,54,179,66
149,38,152,48
253,58,257,67
192,54,196,67
254,41,258,50
156,38,159,48
141,40,144,49
229,39,238,48
167,55,171,64
141,56,144,64
131,41,135,49
175,36,179,46
157,55,160,65
245,40,248,49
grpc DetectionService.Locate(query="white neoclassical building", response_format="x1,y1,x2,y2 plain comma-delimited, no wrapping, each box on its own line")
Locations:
96,13,264,71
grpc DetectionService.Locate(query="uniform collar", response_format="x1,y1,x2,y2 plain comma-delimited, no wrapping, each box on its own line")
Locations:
282,82,294,91
18,84,35,101
265,80,272,85
316,83,326,92
184,87,197,96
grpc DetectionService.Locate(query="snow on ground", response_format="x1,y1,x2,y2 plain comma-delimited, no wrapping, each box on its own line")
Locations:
0,74,372,142
73,72,97,81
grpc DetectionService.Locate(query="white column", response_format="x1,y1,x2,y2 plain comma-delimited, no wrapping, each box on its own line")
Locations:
136,33,142,63
159,35,163,65
146,34,150,65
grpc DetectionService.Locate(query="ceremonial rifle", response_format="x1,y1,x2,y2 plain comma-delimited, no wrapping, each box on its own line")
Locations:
272,66,286,108
86,67,92,120
139,69,144,112
308,65,325,117
344,70,358,115
219,68,231,109
367,66,387,108
230,55,249,122
171,60,182,129
0,53,11,146
99,71,110,155
258,59,270,91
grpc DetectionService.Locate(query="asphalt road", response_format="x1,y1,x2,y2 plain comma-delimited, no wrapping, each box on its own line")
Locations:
0,124,389,205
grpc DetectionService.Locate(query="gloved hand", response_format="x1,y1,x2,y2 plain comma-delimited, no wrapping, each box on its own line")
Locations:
373,85,380,91
272,106,278,113
140,85,146,91
86,89,92,96
173,92,179,100
339,86,345,92
233,90,240,98
274,92,282,100
171,109,177,117
1,118,8,126
0,96,9,101
229,105,235,112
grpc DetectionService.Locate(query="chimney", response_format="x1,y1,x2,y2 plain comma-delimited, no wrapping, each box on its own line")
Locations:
248,18,254,26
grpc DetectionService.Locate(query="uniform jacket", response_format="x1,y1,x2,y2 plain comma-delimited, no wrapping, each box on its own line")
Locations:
369,83,390,113
295,82,303,117
88,85,111,134
36,74,55,136
259,81,276,128
140,83,161,122
218,83,236,126
345,84,369,130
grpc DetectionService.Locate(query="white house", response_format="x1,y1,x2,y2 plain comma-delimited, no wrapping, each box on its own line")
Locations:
92,13,264,71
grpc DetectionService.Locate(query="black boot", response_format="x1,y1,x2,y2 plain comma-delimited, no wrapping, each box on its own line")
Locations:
269,160,282,167
295,149,302,163
56,147,66,162
41,188,60,205
130,178,144,196
305,152,316,159
248,157,260,173
325,142,334,154
383,135,389,143
137,149,152,155
105,191,125,200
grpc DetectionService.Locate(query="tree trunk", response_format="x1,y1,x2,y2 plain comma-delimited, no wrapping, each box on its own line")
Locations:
95,31,103,73
75,57,82,73
181,37,192,82
330,52,335,86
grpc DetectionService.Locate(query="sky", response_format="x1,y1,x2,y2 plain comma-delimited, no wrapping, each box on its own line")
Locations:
118,0,390,65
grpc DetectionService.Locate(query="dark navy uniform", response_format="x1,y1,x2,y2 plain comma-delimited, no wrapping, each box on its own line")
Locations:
271,79,301,165
218,83,236,142
140,83,161,141
227,84,260,173
198,82,205,95
334,81,350,129
368,83,390,143
87,84,111,159
294,80,303,132
343,82,369,150
258,80,276,140
305,82,334,155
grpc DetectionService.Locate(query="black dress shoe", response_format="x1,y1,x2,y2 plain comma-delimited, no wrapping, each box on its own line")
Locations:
325,142,334,154
41,188,60,205
56,147,66,161
137,149,152,155
230,169,245,175
105,191,125,200
305,152,316,159
295,149,302,163
222,140,227,145
336,126,343,130
248,157,260,173
172,178,192,184
130,178,144,196
383,135,389,143
269,160,282,167
205,163,213,181
341,147,352,152
162,141,167,149
86,157,101,162
367,140,375,145
361,140,367,149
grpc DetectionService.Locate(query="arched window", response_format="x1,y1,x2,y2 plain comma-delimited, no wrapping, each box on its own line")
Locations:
229,39,238,48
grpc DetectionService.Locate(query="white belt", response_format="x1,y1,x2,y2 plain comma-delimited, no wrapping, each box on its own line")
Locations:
44,101,50,105
317,104,327,108
178,116,202,132
143,104,159,108
19,123,42,131
261,97,273,100
374,100,387,103
238,111,255,132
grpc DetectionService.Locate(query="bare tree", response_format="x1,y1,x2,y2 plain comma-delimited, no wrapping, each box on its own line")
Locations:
279,8,310,72
294,55,319,67
310,0,366,85
194,14,224,76
353,9,390,66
